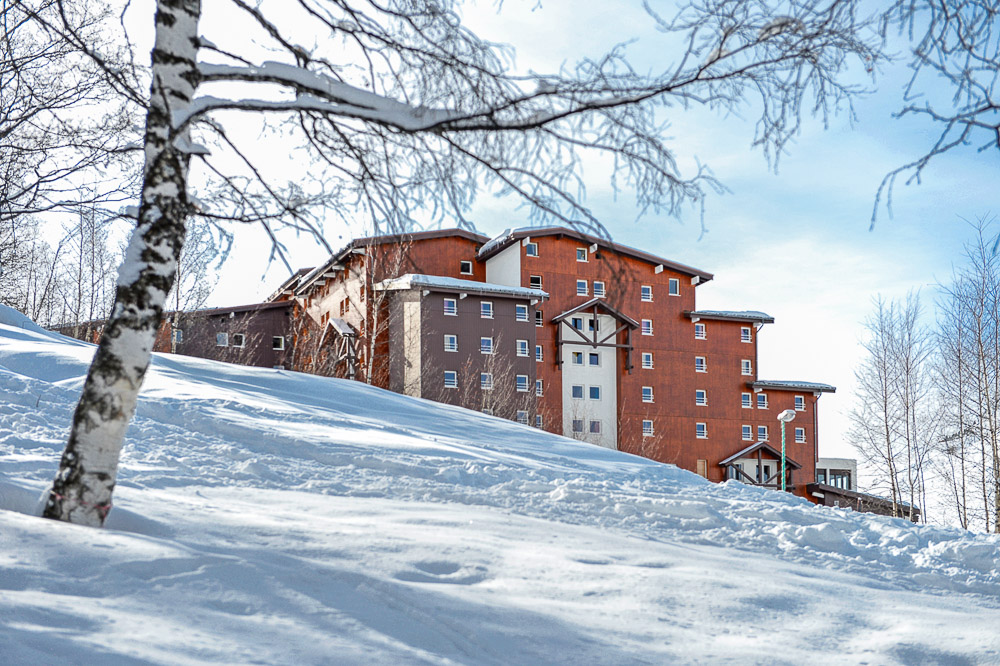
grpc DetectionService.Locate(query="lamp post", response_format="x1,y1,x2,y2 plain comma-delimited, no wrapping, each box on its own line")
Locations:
776,409,796,492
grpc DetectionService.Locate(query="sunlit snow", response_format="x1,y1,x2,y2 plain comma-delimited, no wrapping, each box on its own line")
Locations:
1,305,998,664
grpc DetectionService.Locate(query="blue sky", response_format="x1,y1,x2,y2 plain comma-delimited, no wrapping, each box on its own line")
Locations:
209,1,997,467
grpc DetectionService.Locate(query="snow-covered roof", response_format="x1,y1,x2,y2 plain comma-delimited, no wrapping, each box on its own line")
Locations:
685,310,774,324
752,380,837,393
477,227,713,283
328,318,356,337
375,273,548,300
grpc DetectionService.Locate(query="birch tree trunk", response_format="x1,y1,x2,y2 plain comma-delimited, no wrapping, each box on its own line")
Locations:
43,0,201,527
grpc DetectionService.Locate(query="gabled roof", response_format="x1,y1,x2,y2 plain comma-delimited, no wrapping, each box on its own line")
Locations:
285,228,489,298
719,441,802,469
685,310,774,324
187,301,292,317
267,267,314,302
752,380,836,394
375,273,548,300
550,297,639,328
477,227,713,283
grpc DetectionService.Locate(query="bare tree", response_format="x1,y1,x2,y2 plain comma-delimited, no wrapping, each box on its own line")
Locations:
57,202,120,339
41,0,884,525
0,214,65,326
167,217,227,352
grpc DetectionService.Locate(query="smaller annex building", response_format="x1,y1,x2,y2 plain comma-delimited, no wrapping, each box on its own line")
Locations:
147,226,845,503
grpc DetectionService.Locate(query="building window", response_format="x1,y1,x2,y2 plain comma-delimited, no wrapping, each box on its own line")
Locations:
516,410,529,424
577,247,588,262
444,334,458,352
480,337,493,354
589,420,601,434
594,281,606,297
571,351,584,365
515,304,529,322
444,298,457,316
525,242,539,257
571,419,585,434
535,310,544,326
641,352,653,369
642,386,654,403
571,317,583,330
795,395,805,411
694,323,706,339
741,393,752,408
481,301,493,319
758,425,768,441
588,352,599,366
272,336,284,350
696,422,707,439
641,285,653,302
516,375,529,392
576,279,588,296
588,318,599,332
231,333,245,348
483,407,494,415
516,339,529,357
741,359,753,376
572,384,584,399
589,386,601,400
530,275,543,289
642,420,654,437
695,389,707,406
535,414,544,428
641,319,653,336
444,371,458,388
481,373,493,390
535,345,543,362
695,356,706,373
795,427,806,443
172,329,184,344
668,278,680,296
536,379,544,396
460,260,473,275
757,393,768,409
742,425,752,441
216,332,229,347
741,326,752,343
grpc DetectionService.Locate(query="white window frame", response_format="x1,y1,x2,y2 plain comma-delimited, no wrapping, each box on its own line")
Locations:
758,425,768,441
443,298,457,316
757,393,768,409
589,420,601,435
695,356,707,373
795,427,806,443
795,395,805,411
516,339,529,357
589,385,601,400
481,372,494,390
481,301,494,319
741,326,752,343
480,337,494,354
535,345,543,362
588,352,600,366
576,279,588,296
694,323,706,340
641,352,654,369
571,317,583,330
232,333,246,348
535,414,543,428
642,386,654,403
272,335,284,350
742,425,753,441
444,371,458,389
172,329,184,344
668,278,680,296
571,351,584,365
525,242,539,257
482,407,494,415
641,285,653,302
460,260,473,275
593,281,606,297
535,310,544,326
642,420,654,437
572,419,585,434
577,247,588,262
742,392,752,409
515,304,529,322
696,422,707,439
516,375,529,392
695,389,707,406
529,275,543,289
536,379,543,396
444,334,458,352
741,359,753,376
516,410,529,425
641,319,653,336
216,332,229,347
571,384,584,399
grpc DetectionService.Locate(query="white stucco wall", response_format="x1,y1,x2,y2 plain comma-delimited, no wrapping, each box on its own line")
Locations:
560,314,617,449
485,244,521,288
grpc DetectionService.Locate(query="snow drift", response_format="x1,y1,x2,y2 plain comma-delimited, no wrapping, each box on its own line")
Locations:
1,304,999,664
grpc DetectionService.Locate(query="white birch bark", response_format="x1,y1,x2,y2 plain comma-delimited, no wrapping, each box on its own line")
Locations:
43,0,201,526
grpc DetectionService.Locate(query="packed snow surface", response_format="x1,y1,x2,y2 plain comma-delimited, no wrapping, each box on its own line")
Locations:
1,305,999,664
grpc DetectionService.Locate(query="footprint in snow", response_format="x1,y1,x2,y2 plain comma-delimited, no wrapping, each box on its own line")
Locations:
393,560,488,585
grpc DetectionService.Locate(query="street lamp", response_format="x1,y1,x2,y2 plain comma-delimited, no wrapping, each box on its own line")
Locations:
776,409,796,492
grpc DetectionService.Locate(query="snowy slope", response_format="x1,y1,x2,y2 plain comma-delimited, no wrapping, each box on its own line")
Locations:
2,305,999,665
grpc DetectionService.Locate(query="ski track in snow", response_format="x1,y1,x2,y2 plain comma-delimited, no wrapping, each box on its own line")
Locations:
2,310,1000,664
